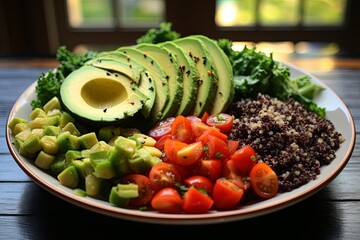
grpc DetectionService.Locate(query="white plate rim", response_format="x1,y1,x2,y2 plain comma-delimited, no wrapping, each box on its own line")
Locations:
6,63,356,225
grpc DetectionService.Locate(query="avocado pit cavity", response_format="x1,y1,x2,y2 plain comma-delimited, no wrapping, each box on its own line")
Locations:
81,78,128,109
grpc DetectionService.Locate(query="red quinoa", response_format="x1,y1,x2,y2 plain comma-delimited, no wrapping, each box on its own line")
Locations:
228,93,345,193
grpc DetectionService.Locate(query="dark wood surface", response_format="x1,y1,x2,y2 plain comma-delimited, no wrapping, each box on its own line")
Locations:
1,57,359,239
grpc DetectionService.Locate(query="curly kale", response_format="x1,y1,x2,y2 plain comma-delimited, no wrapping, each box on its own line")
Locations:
217,39,326,117
136,22,181,44
31,46,97,109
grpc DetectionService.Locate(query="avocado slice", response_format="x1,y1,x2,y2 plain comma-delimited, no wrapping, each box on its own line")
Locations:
160,41,201,116
60,65,149,125
85,52,156,118
173,37,218,117
117,47,170,124
191,35,235,114
136,43,183,120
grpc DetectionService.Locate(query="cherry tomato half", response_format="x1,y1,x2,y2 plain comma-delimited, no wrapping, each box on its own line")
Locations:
182,186,214,214
206,113,233,133
213,178,244,210
249,162,279,199
171,115,194,143
231,145,257,174
148,162,182,192
183,175,214,195
151,187,183,213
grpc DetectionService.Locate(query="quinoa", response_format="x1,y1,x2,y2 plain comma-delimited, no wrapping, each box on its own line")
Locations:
228,93,345,193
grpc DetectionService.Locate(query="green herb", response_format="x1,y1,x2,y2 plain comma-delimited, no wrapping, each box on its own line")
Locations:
217,39,326,117
136,22,181,44
31,46,97,109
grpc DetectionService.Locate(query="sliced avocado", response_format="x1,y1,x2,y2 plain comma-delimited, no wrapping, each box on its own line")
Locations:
60,65,148,125
85,52,156,118
117,47,170,124
191,35,234,114
160,41,200,116
136,43,183,120
173,37,218,117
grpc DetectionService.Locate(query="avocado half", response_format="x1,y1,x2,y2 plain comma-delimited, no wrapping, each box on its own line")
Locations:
60,65,150,125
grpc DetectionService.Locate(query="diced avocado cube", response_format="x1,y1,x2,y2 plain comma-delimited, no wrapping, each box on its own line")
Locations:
40,135,59,154
43,96,61,113
57,165,79,188
59,111,75,128
114,136,137,159
13,122,30,135
78,132,98,149
109,183,139,208
92,159,116,179
49,154,67,177
8,117,28,134
82,157,94,176
15,129,31,142
46,108,62,117
30,108,46,120
85,173,105,197
89,141,112,153
28,116,60,129
98,126,122,142
70,160,86,178
128,148,161,173
142,145,163,158
107,147,131,177
73,188,87,197
56,131,80,153
65,150,82,162
35,151,56,170
31,128,44,138
62,122,81,136
22,133,41,154
44,125,62,136
81,149,91,158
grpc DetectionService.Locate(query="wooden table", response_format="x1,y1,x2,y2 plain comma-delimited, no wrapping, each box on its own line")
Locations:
1,57,359,239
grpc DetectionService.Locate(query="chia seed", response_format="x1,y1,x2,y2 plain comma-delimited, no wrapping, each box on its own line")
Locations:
228,93,345,193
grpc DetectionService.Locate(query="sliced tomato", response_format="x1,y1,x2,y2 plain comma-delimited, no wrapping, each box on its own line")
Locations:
148,162,182,192
151,187,183,213
249,162,279,199
182,186,214,214
222,159,251,191
191,121,210,137
154,134,172,151
202,134,229,160
231,145,257,174
213,178,244,210
201,111,210,123
163,139,188,164
183,175,214,195
197,159,222,182
121,174,155,206
197,126,228,143
227,140,240,156
171,115,194,143
148,117,175,140
176,141,203,166
205,113,233,133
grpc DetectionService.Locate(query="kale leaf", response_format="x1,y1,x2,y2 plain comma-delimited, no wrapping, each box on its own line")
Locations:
136,22,181,44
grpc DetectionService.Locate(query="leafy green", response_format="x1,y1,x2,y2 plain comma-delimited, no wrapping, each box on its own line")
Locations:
31,46,97,109
136,22,181,44
217,39,326,117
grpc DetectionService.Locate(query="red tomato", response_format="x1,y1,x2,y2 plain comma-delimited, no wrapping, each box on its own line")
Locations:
182,186,214,214
171,115,194,143
202,134,229,160
197,126,228,143
227,140,240,156
148,117,175,140
154,134,172,151
148,162,182,192
163,139,188,164
186,115,202,123
183,175,214,195
213,178,244,210
231,145,257,174
197,159,222,182
121,174,155,206
201,111,210,123
191,121,210,137
206,113,233,133
151,187,183,213
222,159,251,191
250,162,279,199
176,141,204,166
